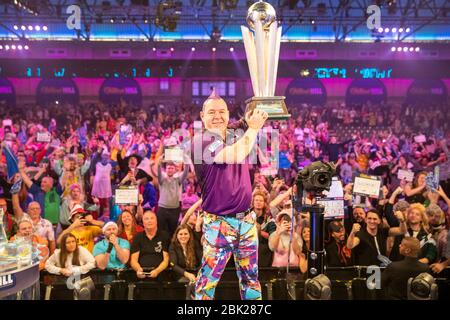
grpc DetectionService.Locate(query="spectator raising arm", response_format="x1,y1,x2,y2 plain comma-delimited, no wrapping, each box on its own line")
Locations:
181,198,202,226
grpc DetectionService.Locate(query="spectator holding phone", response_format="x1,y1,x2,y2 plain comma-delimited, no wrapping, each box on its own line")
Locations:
56,204,104,253
130,210,169,279
269,211,302,267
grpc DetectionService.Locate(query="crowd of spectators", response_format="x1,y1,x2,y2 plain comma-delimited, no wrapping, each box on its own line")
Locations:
1,99,449,299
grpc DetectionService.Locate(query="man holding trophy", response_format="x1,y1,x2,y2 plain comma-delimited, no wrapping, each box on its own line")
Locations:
193,1,288,300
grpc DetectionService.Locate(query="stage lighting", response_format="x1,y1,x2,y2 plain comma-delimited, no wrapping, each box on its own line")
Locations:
170,47,174,52
152,47,157,51
18,45,23,50
212,47,216,52
11,45,16,50
391,47,396,52
110,17,115,23
24,45,29,50
121,17,126,24
28,25,33,31
43,26,48,31
311,19,315,24
305,274,332,300
409,47,414,52
191,47,196,51
415,47,420,52
377,27,383,33
397,46,402,52
35,25,41,31
391,27,397,33
407,273,438,300
0,45,2,50
398,27,404,32
403,47,408,52
229,47,234,52
21,25,26,31
405,27,411,32
13,25,19,30
5,45,10,50
384,27,390,32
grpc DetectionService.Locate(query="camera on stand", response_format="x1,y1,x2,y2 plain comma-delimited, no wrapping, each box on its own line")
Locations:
293,161,336,281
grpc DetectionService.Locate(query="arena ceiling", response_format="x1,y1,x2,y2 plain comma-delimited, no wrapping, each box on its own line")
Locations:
0,0,449,42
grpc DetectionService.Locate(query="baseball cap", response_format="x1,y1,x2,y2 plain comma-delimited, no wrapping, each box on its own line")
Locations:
329,221,344,233
69,204,86,221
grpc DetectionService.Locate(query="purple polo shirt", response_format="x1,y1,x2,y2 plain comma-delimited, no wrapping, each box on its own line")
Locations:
192,130,252,216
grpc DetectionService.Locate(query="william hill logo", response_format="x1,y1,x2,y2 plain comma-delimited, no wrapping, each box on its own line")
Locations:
0,274,15,290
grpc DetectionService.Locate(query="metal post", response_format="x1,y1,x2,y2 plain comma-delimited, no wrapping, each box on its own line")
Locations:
307,205,325,278
104,284,111,300
265,282,273,300
44,285,53,300
127,283,136,300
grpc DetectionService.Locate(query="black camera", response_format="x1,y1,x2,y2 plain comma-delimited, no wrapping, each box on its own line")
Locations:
296,161,336,193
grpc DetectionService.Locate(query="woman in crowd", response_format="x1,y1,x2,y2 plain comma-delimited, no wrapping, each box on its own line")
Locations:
404,171,428,204
45,232,96,276
169,224,202,282
117,209,144,245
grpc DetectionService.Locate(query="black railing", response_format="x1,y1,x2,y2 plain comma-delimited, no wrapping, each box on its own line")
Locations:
39,266,450,300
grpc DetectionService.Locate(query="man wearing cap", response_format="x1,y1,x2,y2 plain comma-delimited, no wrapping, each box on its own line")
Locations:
93,221,130,270
192,90,268,300
325,220,351,267
56,204,104,253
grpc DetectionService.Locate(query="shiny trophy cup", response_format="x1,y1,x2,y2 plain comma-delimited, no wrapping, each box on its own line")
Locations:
242,0,290,120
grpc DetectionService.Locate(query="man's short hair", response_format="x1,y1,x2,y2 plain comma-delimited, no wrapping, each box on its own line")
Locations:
393,200,410,213
401,237,421,257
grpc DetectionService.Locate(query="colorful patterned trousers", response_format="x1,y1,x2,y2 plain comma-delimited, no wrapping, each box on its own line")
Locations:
194,211,262,300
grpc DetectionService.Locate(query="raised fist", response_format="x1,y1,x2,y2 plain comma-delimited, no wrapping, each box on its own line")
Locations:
351,223,361,234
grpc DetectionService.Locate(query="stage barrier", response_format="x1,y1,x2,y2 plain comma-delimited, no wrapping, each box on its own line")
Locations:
38,266,450,300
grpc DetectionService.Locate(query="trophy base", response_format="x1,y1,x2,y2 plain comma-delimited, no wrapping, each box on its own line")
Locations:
245,96,291,120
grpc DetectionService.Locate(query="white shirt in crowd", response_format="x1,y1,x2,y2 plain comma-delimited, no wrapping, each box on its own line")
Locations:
45,246,96,275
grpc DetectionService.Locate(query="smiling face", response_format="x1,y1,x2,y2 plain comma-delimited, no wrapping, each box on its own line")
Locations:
176,227,191,246
18,220,33,238
121,211,133,227
200,98,229,134
407,208,423,225
365,212,381,231
302,227,310,242
353,207,366,223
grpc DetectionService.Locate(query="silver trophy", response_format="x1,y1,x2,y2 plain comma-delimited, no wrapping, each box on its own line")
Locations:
242,1,290,120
